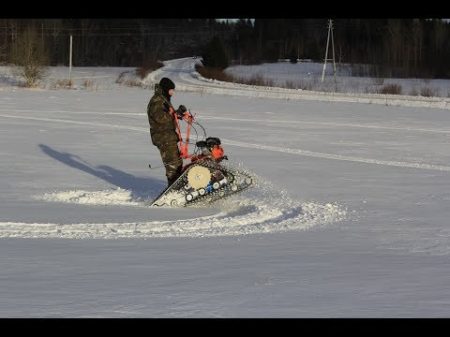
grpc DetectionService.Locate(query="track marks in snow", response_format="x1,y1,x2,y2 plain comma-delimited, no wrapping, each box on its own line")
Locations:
0,179,347,239
2,113,450,173
4,109,450,135
222,139,450,172
0,114,147,132
201,115,450,135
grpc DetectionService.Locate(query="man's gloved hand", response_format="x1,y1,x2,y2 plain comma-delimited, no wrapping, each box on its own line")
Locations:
176,105,187,119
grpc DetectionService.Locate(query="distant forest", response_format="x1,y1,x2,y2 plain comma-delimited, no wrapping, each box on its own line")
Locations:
1,18,450,78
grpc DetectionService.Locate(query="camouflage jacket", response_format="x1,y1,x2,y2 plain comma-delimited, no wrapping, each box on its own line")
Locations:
147,84,179,147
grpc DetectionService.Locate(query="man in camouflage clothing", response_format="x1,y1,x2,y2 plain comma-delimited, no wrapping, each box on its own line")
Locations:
147,77,187,186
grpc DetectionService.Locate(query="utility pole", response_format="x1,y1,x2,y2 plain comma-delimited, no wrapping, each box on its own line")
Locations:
69,34,73,81
321,19,337,83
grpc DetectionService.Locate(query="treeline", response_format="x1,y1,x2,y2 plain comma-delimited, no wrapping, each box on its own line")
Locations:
231,19,450,78
0,19,228,67
1,18,450,78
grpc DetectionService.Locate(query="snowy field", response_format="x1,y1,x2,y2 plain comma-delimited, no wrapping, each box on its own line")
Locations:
1,58,450,317
226,61,450,98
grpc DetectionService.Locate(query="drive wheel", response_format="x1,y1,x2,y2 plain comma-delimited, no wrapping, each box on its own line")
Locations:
187,165,211,189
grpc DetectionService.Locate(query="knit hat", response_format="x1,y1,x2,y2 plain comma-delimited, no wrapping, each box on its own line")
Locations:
159,77,175,93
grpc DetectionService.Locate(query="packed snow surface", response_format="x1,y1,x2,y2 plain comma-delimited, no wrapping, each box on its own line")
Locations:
2,58,450,317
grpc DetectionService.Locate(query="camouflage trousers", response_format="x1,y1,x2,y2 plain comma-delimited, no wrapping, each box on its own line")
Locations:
157,142,183,186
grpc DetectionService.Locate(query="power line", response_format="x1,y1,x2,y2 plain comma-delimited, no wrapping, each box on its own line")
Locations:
321,19,337,83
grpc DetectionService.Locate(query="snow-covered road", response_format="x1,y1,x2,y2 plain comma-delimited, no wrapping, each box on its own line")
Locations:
146,58,450,110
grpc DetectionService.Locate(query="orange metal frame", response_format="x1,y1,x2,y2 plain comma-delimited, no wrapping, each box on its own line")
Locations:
171,107,194,160
170,107,225,165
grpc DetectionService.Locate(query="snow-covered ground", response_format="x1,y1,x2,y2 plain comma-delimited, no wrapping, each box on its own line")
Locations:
226,60,450,98
2,58,450,317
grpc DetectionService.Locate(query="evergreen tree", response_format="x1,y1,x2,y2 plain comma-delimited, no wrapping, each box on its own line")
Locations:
201,35,229,69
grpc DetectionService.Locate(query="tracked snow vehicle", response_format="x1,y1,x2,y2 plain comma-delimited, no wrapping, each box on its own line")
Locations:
150,108,253,207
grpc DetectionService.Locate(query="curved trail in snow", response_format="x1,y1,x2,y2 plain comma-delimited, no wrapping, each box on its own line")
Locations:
0,179,346,239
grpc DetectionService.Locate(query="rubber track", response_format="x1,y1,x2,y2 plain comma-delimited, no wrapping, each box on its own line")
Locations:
151,159,253,207
185,161,253,206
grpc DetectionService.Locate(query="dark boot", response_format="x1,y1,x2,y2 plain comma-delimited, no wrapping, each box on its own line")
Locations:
167,166,183,186
167,176,177,187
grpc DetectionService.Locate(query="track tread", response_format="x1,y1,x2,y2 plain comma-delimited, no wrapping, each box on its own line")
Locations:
151,159,253,207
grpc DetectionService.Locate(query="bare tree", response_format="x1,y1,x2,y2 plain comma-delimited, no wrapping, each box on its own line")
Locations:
10,26,48,87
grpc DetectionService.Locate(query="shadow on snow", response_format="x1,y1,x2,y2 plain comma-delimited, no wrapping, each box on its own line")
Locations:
38,144,166,200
